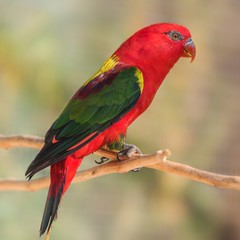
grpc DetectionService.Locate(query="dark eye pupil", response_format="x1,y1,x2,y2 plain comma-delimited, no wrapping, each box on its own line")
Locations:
168,31,182,41
164,31,182,41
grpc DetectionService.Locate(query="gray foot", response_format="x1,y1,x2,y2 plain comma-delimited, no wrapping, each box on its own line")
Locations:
117,144,142,172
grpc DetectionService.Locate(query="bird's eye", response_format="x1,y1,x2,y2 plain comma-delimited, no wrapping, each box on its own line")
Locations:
167,31,183,41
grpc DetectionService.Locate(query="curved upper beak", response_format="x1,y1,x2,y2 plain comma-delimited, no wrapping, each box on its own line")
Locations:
183,38,196,63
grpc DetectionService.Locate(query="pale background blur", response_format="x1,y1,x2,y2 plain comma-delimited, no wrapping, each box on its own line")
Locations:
1,0,240,239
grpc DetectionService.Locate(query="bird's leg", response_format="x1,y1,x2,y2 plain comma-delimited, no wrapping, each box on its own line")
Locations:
117,143,142,172
95,157,110,165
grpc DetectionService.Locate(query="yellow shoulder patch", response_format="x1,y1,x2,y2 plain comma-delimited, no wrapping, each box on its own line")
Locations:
100,54,119,73
135,68,144,93
83,55,119,87
82,55,144,94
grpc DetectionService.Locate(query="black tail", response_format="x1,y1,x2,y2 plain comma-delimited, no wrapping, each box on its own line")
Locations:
39,167,66,236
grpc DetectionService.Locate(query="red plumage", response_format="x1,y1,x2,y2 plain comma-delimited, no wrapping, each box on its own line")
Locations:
26,23,196,237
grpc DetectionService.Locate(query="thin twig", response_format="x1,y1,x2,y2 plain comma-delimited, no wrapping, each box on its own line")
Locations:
0,135,240,191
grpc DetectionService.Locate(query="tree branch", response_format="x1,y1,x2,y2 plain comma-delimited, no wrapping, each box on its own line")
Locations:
0,134,44,149
0,134,240,191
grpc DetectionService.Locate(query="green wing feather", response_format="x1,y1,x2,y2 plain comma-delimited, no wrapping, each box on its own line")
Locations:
26,64,144,178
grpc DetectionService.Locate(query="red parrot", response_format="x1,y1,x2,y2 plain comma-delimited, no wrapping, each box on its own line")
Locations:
26,23,196,237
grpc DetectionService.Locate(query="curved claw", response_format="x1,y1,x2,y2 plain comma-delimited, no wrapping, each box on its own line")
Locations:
117,143,142,172
95,157,109,165
131,168,141,172
117,143,142,161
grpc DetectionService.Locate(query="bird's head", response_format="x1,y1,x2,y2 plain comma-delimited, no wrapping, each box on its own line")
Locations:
157,23,196,63
116,23,196,72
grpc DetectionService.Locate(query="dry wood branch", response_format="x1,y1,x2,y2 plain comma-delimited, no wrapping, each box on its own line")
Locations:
0,135,240,191
0,134,44,149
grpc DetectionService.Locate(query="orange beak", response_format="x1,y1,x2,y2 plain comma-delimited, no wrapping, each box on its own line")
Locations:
183,38,196,63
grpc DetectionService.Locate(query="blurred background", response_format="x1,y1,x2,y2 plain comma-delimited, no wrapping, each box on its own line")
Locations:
0,0,240,239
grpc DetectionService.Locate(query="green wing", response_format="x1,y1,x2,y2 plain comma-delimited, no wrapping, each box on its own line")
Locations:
26,64,144,178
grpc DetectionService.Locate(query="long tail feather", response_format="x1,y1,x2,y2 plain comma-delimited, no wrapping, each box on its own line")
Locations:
40,184,64,235
39,156,83,237
40,163,66,236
